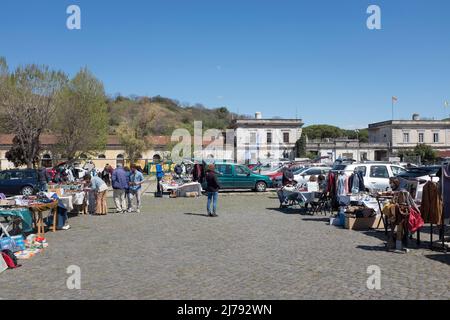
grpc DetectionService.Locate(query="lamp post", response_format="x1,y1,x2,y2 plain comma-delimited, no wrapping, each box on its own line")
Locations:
355,129,360,161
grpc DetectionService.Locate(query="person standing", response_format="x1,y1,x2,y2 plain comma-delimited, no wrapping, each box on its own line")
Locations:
101,164,111,186
205,164,220,217
128,164,144,213
38,166,50,192
111,164,129,213
156,161,164,195
124,166,132,212
83,174,108,215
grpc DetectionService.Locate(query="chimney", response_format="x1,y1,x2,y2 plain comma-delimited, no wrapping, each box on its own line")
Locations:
412,113,420,121
255,112,262,120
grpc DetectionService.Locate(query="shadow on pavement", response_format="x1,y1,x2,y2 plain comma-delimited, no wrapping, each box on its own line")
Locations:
356,245,388,252
301,217,330,223
266,207,302,215
184,212,210,218
425,254,450,265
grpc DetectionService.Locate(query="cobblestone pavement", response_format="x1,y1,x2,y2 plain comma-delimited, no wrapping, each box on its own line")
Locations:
1,187,449,300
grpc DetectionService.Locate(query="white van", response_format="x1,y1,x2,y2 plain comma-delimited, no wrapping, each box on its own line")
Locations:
332,162,407,192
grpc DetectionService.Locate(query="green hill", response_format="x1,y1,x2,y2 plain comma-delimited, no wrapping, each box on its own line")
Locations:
107,95,245,136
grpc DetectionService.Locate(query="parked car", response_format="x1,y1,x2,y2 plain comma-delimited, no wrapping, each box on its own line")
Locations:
252,161,288,174
397,166,441,181
204,163,273,192
293,167,332,185
332,162,407,192
0,169,39,196
271,166,309,188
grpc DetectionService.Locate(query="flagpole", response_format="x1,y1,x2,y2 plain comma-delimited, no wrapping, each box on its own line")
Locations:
392,99,394,121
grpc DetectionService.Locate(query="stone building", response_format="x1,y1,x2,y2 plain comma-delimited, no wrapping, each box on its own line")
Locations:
231,112,304,164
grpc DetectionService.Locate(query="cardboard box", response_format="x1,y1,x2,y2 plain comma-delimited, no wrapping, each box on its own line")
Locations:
0,200,16,206
48,188,63,197
345,215,384,231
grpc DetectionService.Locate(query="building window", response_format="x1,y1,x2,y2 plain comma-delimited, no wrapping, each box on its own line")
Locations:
98,154,106,159
250,132,256,144
403,133,410,143
283,132,290,143
267,132,272,144
418,133,424,143
433,133,439,143
360,152,368,161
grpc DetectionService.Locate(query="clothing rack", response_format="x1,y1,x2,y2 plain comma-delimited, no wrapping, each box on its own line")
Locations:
417,169,448,252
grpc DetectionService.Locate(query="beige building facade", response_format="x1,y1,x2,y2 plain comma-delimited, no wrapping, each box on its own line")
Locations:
231,113,304,164
368,114,450,153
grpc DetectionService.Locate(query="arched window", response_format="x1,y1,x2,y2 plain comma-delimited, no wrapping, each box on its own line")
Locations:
117,154,125,167
98,154,106,159
41,154,52,168
153,154,161,162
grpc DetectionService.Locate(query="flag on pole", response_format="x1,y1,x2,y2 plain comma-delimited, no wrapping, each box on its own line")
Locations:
392,96,398,103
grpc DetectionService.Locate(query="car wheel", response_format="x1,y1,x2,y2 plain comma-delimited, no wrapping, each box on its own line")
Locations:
21,186,34,196
255,181,267,192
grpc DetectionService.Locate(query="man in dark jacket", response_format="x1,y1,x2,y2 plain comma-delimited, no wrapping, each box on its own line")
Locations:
205,164,220,217
38,166,50,192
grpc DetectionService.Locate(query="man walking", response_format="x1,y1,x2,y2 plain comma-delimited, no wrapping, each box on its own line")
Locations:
205,164,220,217
111,164,129,213
155,161,164,195
128,164,144,213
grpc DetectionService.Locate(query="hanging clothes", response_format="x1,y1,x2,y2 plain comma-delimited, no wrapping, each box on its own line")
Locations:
192,164,204,183
421,181,443,225
337,174,347,196
357,171,365,191
327,171,336,194
351,173,360,194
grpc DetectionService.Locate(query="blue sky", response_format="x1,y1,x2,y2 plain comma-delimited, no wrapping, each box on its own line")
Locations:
1,0,450,128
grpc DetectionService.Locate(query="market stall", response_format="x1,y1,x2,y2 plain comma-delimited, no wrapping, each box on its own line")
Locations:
159,174,203,198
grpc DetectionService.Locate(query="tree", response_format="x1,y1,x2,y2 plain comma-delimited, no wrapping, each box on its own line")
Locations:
117,109,155,163
0,58,66,168
53,68,108,160
296,134,307,158
343,129,369,143
5,136,39,168
302,125,368,142
302,125,343,140
117,123,149,163
414,144,437,163
397,144,437,164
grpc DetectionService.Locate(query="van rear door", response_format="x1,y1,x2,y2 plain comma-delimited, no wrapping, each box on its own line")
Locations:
368,165,390,191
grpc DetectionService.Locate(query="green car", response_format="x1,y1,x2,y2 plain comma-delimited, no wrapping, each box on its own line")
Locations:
203,163,273,192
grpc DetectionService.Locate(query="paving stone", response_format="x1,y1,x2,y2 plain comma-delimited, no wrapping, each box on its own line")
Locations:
0,187,449,300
